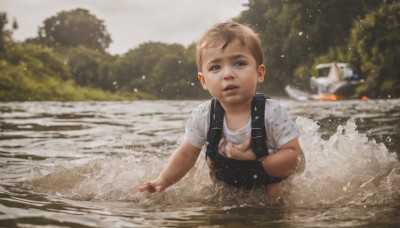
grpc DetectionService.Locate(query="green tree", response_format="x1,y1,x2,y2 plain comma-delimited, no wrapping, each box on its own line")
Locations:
36,8,112,52
150,47,198,99
110,42,203,99
58,46,116,90
176,43,208,99
5,42,70,80
0,12,8,53
237,0,384,94
112,42,176,95
0,42,127,101
0,12,18,56
349,2,400,98
0,42,70,100
111,43,160,95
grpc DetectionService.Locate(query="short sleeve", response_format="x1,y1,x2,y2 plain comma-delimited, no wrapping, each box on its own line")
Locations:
265,100,300,149
184,101,210,149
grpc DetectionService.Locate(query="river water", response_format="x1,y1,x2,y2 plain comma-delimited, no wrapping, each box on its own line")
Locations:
1,99,399,227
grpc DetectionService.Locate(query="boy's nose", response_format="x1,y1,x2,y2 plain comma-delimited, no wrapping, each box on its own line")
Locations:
223,67,235,79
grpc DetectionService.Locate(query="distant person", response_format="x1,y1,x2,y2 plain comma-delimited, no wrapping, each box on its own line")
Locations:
139,22,304,200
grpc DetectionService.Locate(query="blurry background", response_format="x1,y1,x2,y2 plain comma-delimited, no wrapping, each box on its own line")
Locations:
2,0,247,55
1,0,399,101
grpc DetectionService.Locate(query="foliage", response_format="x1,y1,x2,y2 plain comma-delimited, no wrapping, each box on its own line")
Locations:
4,42,71,80
1,2,399,101
111,42,206,99
349,2,400,98
0,12,17,56
0,58,125,101
56,46,116,90
0,12,8,53
0,42,127,101
237,0,384,94
36,8,111,52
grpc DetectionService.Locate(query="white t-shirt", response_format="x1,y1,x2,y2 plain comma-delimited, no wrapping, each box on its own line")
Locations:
184,98,300,154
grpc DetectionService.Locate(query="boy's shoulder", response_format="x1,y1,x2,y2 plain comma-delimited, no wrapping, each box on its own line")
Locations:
195,99,212,111
264,98,291,121
255,93,281,107
194,97,282,112
264,97,281,110
190,100,212,119
192,97,284,117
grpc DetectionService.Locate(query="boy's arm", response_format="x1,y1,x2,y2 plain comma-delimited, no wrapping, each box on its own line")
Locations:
261,138,304,177
139,139,201,192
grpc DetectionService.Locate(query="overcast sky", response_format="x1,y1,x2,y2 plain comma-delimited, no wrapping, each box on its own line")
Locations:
1,0,248,54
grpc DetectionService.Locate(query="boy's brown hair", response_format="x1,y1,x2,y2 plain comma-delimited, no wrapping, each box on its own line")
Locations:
196,22,263,72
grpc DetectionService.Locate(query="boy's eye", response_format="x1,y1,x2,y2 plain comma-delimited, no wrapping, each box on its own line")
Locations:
209,65,220,72
234,60,246,67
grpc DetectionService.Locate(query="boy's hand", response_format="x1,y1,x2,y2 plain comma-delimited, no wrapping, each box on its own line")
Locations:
138,178,167,193
225,138,256,160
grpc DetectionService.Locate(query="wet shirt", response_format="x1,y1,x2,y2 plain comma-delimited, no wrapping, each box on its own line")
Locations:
185,99,300,154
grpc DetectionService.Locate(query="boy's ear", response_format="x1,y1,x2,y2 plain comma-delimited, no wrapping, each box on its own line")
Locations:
257,64,266,83
198,72,208,90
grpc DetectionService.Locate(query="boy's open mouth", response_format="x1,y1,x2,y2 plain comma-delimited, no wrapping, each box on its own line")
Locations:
223,85,238,91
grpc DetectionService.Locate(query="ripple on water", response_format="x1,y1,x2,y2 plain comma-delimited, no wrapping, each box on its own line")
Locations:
1,100,399,227
19,117,400,209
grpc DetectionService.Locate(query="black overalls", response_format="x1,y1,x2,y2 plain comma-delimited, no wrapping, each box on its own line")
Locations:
206,93,284,189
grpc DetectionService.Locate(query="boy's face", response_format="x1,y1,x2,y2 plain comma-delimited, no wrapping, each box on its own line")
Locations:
198,39,265,106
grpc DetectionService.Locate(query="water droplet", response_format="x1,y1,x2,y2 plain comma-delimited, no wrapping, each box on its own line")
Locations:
114,134,122,143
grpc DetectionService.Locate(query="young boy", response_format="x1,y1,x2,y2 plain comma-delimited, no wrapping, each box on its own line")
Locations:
139,22,304,199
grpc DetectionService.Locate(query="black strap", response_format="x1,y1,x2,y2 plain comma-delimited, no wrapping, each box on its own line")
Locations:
205,94,286,188
251,94,268,159
206,93,268,160
205,98,224,159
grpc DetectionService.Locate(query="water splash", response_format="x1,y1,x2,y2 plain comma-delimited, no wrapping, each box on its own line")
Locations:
24,117,400,207
285,117,400,207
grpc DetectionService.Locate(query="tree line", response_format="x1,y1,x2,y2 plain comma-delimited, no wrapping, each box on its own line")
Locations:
1,0,399,101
